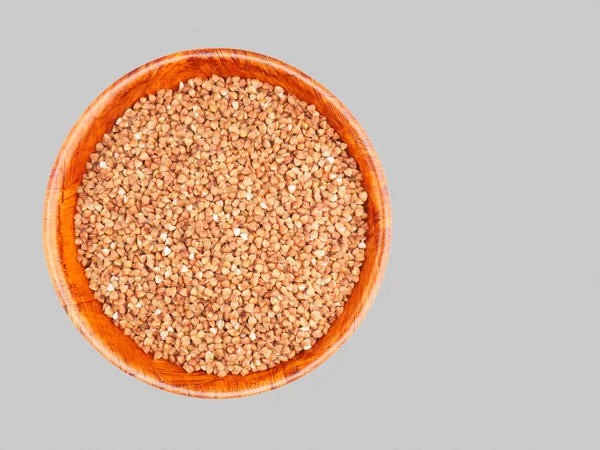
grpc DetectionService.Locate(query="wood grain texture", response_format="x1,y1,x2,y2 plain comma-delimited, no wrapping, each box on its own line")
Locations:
43,49,392,398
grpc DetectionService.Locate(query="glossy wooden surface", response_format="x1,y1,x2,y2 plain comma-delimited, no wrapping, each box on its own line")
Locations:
43,49,392,398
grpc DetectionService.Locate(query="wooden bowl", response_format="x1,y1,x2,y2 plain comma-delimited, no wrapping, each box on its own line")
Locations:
43,49,392,398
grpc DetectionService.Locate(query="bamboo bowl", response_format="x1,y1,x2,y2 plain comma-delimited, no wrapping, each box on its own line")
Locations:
43,49,391,398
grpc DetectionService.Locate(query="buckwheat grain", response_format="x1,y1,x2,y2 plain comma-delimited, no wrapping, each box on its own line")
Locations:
75,76,368,376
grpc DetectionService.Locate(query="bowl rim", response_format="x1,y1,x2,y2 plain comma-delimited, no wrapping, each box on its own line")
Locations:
43,48,392,398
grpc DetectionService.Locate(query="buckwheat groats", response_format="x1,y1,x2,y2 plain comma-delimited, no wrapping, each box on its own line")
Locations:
74,76,368,376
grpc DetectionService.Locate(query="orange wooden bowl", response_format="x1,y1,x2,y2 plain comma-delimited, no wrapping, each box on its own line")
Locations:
43,49,391,398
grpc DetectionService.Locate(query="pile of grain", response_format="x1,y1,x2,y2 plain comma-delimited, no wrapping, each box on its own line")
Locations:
74,76,368,376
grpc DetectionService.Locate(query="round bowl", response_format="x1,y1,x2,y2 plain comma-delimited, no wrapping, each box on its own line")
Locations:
43,49,392,398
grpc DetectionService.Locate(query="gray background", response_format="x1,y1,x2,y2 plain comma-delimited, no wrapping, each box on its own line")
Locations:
1,1,599,449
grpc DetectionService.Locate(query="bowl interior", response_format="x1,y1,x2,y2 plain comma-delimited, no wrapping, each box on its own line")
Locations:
44,49,391,398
